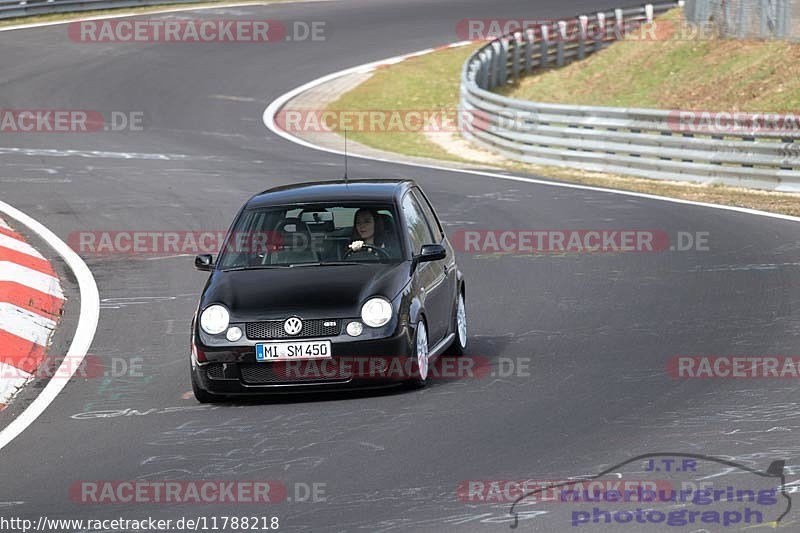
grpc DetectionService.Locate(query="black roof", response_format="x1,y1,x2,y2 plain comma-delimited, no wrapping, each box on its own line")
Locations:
246,179,415,208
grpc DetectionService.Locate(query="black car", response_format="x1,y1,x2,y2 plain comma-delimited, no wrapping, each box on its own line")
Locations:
190,179,467,401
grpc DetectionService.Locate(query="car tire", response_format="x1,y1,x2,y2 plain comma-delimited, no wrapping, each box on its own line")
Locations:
447,291,467,356
404,319,430,389
191,366,225,404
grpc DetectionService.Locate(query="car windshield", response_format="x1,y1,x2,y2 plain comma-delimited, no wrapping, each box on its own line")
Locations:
217,203,405,270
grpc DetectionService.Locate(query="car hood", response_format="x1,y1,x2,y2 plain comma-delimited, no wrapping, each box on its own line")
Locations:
201,262,410,321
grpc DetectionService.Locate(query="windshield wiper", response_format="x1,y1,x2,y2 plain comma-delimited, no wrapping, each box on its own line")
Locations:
221,261,368,271
288,261,363,267
220,265,291,272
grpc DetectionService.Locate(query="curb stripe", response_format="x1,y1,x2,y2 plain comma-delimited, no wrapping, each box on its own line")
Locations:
0,262,63,299
0,282,64,319
0,248,55,277
0,227,26,241
0,362,32,382
0,330,46,374
0,363,33,380
0,362,32,402
0,234,45,259
0,303,57,346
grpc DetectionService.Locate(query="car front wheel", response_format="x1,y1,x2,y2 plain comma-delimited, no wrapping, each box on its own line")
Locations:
448,291,467,356
405,320,430,389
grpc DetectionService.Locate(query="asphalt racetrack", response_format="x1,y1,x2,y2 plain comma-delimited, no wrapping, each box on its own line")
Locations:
1,0,799,531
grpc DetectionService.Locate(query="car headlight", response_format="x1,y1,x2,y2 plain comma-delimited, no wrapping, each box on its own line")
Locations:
200,305,230,335
361,297,392,328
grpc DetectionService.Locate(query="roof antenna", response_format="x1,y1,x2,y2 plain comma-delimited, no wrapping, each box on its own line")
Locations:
343,128,349,186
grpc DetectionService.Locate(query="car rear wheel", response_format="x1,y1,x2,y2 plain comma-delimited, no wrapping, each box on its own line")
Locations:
448,291,467,356
404,320,430,389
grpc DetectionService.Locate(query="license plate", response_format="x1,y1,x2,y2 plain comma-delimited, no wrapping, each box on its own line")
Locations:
255,340,332,361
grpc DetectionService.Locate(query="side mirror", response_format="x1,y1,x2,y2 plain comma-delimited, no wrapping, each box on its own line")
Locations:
195,254,214,271
416,244,446,264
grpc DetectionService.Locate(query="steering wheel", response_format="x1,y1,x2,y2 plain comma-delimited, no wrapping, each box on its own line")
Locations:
344,243,391,260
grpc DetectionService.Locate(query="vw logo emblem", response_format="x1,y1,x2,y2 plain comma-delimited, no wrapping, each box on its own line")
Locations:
284,317,303,336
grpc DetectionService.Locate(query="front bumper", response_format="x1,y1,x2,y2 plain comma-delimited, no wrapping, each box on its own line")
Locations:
192,323,416,394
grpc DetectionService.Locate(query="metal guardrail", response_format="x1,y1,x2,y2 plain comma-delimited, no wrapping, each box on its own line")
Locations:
459,2,800,192
0,0,215,20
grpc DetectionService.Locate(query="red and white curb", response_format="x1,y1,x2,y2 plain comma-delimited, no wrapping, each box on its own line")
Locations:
0,216,64,409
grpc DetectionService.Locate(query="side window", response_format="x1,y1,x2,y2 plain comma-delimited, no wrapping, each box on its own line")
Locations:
411,188,443,242
402,193,434,253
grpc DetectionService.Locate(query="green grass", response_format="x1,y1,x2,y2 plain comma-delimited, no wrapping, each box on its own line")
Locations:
327,44,481,161
499,9,800,113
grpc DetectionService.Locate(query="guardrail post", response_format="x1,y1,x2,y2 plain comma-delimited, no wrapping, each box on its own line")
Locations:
483,50,493,89
595,12,606,53
489,41,501,88
614,8,624,41
498,38,509,85
524,28,535,74
578,16,588,60
779,0,791,38
556,21,567,67
511,32,522,81
699,0,709,28
539,24,550,69
737,0,747,38
476,52,488,88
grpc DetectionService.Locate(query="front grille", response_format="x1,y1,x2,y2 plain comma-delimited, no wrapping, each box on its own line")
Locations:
246,319,341,340
240,363,351,384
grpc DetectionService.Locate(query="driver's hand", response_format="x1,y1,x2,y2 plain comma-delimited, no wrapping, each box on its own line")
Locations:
349,240,364,252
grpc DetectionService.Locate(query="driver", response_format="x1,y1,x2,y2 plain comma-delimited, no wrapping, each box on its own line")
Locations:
348,208,390,256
